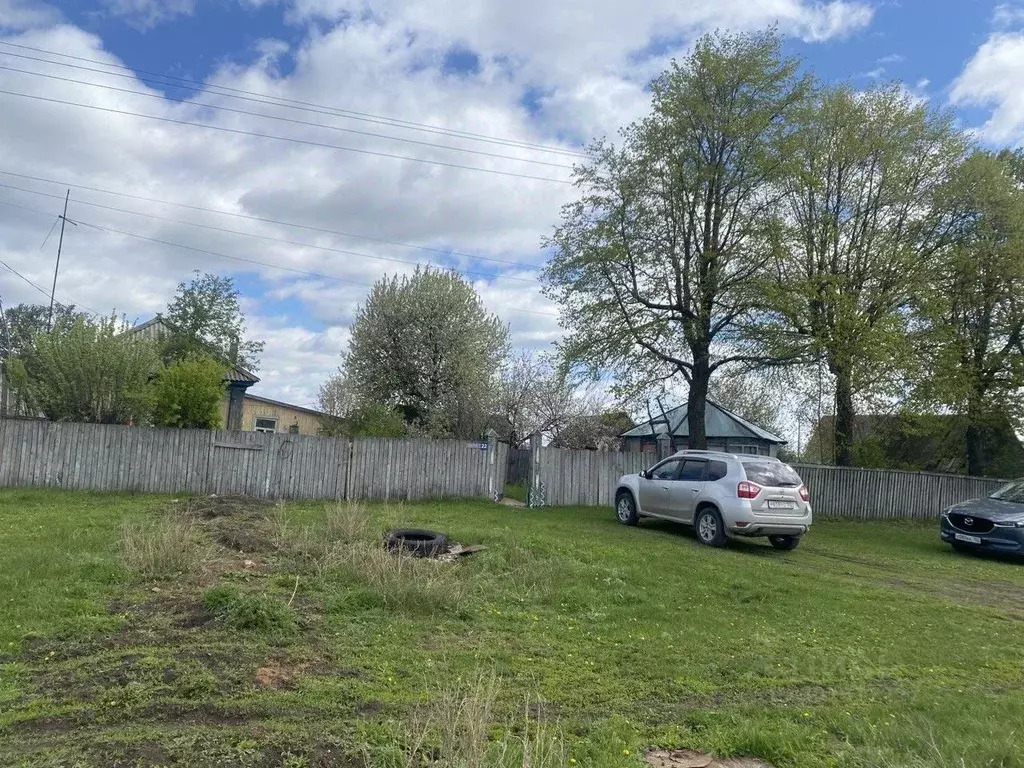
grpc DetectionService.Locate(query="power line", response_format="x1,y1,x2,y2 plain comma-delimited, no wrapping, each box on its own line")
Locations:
81,219,561,319
0,200,100,314
0,61,574,170
0,40,587,159
0,180,541,285
0,196,560,318
0,257,55,301
0,87,573,185
0,169,547,271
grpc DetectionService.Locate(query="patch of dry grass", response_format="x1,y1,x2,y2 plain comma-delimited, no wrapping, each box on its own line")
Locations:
325,501,368,542
119,517,206,580
369,674,568,768
338,540,469,614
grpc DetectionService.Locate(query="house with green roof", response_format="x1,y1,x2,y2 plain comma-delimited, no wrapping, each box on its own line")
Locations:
620,399,787,457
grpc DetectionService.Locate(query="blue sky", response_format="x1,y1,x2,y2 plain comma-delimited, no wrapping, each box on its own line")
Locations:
1,0,1023,408
46,1,1007,130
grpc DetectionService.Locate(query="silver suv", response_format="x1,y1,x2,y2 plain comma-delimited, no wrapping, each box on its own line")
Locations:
614,450,812,550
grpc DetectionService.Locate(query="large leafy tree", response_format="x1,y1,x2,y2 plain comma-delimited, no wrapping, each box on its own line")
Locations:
543,30,810,449
708,370,788,437
10,315,158,424
914,151,1024,475
344,267,509,438
769,85,966,465
0,302,84,359
1,303,86,416
315,371,406,438
164,272,264,370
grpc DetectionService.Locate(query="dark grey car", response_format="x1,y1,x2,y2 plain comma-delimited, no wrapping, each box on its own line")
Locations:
941,479,1024,556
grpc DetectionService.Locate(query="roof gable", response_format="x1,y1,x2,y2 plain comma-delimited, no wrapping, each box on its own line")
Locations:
127,316,260,385
620,399,786,444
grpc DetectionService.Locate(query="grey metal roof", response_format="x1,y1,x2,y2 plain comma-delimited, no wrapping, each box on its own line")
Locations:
127,317,260,385
620,399,786,444
244,393,324,417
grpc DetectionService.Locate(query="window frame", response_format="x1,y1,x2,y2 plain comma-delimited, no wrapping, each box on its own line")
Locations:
733,444,761,455
706,460,729,481
253,416,278,434
678,459,708,482
648,458,684,481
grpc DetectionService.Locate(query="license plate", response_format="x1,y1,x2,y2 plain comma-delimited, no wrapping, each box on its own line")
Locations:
954,533,981,545
768,500,796,509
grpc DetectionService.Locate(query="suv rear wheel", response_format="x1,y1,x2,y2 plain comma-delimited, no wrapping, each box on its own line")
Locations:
769,535,800,551
615,491,639,526
694,506,727,548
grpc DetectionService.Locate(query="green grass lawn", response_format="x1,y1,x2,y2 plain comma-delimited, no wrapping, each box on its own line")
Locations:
1,488,1024,767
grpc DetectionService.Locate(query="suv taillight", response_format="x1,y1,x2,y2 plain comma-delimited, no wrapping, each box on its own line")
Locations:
738,481,761,499
799,485,810,502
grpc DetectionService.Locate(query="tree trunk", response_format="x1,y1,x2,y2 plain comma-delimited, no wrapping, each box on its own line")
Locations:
965,422,985,477
965,392,987,477
687,356,710,450
833,371,855,467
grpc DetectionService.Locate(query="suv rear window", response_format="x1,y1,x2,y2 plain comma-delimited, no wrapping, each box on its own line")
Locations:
707,460,728,481
742,461,802,487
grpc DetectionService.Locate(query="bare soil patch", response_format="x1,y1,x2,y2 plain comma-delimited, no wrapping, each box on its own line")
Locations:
645,749,773,768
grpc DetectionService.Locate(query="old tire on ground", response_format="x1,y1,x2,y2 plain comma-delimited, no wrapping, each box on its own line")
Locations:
615,491,639,526
385,529,449,558
768,535,801,551
694,506,728,548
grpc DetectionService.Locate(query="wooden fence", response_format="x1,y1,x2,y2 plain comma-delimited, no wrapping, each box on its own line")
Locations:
0,420,507,501
525,445,1007,519
791,464,1006,520
530,446,650,507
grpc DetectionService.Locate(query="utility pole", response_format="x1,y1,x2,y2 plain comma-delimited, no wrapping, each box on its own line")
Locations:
47,189,71,331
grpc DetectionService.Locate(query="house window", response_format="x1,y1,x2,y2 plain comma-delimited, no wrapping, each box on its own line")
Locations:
288,424,299,435
737,444,760,455
254,417,277,433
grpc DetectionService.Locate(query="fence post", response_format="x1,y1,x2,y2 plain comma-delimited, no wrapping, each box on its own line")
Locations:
657,432,672,460
485,428,500,501
527,431,545,507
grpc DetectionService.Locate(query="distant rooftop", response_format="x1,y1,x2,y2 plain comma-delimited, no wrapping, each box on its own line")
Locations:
127,316,260,385
621,399,786,444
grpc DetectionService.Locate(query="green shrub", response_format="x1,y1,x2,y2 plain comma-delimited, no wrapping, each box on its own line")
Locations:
152,356,227,429
201,584,296,634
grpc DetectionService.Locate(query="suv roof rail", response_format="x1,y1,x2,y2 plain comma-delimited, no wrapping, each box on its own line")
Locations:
674,448,780,461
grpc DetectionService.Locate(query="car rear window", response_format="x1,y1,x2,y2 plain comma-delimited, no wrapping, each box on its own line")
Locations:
742,461,802,487
707,460,728,481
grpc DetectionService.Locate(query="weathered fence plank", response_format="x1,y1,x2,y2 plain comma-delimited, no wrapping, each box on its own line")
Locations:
524,447,1007,518
0,421,501,502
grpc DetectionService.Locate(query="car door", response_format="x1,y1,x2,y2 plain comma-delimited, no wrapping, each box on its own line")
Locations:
637,458,683,515
663,459,707,522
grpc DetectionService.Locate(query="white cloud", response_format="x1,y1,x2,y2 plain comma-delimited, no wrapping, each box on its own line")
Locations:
0,0,59,31
98,0,196,29
951,32,1024,145
992,3,1024,29
0,2,872,404
281,0,872,86
876,53,903,64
